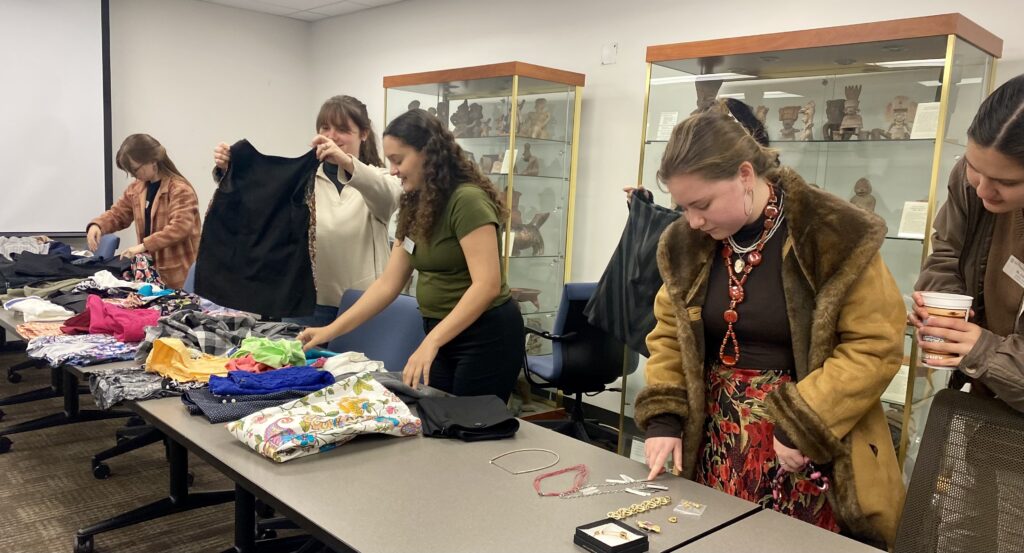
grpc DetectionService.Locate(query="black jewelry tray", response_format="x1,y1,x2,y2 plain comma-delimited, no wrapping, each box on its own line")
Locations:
574,518,649,553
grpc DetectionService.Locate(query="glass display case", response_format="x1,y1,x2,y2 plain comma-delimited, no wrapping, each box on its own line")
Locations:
629,14,1001,475
383,62,585,354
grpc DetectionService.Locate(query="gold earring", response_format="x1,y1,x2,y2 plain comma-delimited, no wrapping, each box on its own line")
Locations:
743,188,753,216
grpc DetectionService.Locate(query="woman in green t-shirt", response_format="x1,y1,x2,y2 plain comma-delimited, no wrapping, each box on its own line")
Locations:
298,109,524,401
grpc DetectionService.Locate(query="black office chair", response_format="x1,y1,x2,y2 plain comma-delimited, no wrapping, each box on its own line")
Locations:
894,388,1024,553
523,282,638,446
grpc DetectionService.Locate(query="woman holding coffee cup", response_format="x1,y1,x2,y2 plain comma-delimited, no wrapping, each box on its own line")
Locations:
912,74,1024,412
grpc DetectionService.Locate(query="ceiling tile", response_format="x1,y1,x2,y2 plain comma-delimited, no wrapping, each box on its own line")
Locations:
199,0,296,16
262,0,341,10
308,1,367,16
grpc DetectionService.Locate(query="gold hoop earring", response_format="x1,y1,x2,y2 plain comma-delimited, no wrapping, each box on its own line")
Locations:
743,188,754,217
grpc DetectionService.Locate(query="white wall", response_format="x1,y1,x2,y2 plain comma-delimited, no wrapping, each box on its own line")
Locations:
108,0,313,247
308,0,1024,415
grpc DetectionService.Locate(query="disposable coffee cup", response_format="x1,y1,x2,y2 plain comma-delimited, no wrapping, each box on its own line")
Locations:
919,292,973,368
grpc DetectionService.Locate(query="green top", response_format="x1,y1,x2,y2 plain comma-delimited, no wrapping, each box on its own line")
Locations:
408,183,510,319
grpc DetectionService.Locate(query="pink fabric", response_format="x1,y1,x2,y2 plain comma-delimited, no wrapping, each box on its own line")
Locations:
59,295,160,342
225,354,274,373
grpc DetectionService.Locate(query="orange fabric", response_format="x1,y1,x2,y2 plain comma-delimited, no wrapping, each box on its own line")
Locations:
144,338,229,383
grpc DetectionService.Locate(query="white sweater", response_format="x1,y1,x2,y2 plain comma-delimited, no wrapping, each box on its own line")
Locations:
312,156,401,308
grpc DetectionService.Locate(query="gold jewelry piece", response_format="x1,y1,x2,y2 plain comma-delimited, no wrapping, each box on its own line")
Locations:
608,496,672,520
593,529,629,540
668,516,678,523
637,520,662,533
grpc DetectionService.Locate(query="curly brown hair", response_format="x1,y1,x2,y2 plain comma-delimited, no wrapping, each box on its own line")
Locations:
385,109,507,242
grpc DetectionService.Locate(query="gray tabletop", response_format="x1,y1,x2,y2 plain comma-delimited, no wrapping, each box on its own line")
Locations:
676,508,882,552
134,397,760,553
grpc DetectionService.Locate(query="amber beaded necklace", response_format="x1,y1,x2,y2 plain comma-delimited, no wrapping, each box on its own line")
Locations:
718,186,785,367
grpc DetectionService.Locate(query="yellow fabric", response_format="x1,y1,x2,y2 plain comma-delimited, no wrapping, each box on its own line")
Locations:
645,285,686,390
145,337,230,383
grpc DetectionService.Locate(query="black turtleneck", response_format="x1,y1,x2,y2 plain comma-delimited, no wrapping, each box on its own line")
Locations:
322,162,346,194
703,194,794,371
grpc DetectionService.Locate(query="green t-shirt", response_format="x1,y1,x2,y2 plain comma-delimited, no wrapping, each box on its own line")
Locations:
408,183,510,319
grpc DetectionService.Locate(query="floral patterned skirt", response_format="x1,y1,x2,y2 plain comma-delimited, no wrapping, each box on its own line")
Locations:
694,364,840,533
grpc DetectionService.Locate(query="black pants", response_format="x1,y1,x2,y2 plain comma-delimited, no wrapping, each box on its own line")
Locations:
422,300,524,402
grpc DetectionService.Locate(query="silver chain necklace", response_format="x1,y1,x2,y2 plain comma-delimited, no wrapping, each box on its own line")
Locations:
559,479,668,499
728,191,786,255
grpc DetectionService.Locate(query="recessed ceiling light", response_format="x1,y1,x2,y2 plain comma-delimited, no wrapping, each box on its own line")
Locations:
870,59,946,68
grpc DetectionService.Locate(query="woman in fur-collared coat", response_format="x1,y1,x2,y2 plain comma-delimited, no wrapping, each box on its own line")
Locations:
635,102,905,549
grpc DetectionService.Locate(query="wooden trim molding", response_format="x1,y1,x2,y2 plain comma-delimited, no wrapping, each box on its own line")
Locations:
384,62,585,88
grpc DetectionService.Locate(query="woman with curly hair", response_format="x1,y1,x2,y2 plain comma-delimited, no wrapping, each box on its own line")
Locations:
298,109,524,401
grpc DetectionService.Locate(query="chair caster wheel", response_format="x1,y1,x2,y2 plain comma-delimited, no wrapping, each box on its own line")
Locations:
74,534,94,553
0,437,12,454
92,463,111,480
7,369,21,383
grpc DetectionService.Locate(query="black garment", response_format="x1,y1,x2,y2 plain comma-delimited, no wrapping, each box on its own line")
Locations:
322,162,345,194
418,395,520,441
143,180,161,238
195,140,320,318
0,252,129,293
584,191,681,356
422,299,524,402
704,209,794,372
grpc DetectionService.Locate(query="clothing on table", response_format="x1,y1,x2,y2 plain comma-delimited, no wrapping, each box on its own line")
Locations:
226,370,421,463
308,157,400,308
47,291,91,314
229,336,306,369
0,277,84,303
0,236,51,260
145,337,231,383
0,253,129,291
122,254,165,287
89,174,200,290
60,295,161,342
226,354,274,373
422,299,524,402
320,351,385,379
72,270,158,294
916,158,1024,412
408,183,510,319
209,366,334,396
15,322,65,339
695,364,838,532
143,180,161,238
197,140,320,318
26,334,139,366
138,284,172,297
583,191,681,356
89,366,203,410
182,388,309,423
3,296,73,322
134,310,301,362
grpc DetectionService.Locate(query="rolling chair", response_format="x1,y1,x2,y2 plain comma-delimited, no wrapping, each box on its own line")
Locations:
895,389,1024,553
326,289,425,372
523,282,638,446
94,234,120,261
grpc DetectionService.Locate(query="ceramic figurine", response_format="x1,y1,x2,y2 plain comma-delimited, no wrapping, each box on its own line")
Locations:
519,143,541,176
519,98,552,139
886,96,916,140
507,188,549,256
450,100,472,138
799,101,816,141
840,85,863,140
849,177,876,212
408,100,421,111
755,105,769,125
692,80,724,115
778,105,801,141
493,99,509,136
427,107,437,118
465,103,487,138
870,128,888,141
822,99,845,141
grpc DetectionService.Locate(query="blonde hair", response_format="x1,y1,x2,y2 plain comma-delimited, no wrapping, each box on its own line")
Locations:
658,100,779,185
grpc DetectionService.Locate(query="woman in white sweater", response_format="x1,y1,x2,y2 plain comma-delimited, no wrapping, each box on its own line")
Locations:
214,95,402,326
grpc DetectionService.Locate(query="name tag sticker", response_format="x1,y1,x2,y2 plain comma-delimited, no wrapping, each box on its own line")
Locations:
1004,255,1024,289
402,237,415,255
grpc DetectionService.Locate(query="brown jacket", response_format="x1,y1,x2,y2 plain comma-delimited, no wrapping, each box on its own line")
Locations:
635,169,906,547
90,176,200,289
917,158,1024,411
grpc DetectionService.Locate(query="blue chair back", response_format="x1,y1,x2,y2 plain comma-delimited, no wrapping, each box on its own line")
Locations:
328,289,425,372
528,282,635,394
95,234,120,260
183,264,196,293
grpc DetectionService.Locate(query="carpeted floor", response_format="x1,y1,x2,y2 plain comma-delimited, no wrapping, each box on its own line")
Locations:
0,348,237,553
